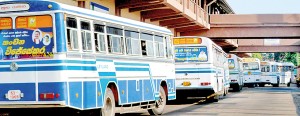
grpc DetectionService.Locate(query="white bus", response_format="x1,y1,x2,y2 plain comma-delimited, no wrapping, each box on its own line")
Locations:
278,62,295,86
174,37,227,102
227,54,244,91
223,58,230,96
260,61,280,87
0,1,175,115
242,58,261,87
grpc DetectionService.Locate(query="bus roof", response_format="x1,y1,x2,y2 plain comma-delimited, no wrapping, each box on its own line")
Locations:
1,0,173,35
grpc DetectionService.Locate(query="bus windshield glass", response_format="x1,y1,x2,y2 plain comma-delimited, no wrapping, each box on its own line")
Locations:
228,59,235,69
175,47,208,63
243,62,259,70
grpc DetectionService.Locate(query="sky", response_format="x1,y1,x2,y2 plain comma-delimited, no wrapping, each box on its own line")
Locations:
226,0,300,14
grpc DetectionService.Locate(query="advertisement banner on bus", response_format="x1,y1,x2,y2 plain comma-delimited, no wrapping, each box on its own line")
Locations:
175,47,208,62
0,15,53,60
0,28,54,60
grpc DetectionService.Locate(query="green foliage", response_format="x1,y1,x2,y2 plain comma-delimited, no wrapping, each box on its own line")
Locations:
251,53,263,61
274,52,298,66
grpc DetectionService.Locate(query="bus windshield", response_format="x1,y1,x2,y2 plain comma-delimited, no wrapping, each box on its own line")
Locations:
228,59,235,69
243,62,259,70
175,47,208,63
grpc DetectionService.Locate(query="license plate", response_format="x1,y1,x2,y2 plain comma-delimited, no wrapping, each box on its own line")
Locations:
256,79,260,81
6,90,22,100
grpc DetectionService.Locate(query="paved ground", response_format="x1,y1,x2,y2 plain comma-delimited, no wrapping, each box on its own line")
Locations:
1,84,299,116
118,84,300,116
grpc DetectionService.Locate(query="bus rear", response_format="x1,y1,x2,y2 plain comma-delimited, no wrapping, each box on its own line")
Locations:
278,62,295,85
173,37,213,99
242,58,261,87
173,37,226,101
260,61,280,87
227,54,243,91
0,1,67,107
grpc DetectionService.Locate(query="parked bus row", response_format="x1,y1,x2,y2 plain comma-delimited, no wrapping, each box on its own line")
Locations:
228,57,295,88
0,0,296,116
261,61,295,87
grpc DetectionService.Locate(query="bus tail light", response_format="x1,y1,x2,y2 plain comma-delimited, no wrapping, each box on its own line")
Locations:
39,93,60,99
200,82,211,86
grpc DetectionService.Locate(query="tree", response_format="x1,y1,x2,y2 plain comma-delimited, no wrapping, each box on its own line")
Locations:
251,53,263,61
285,52,297,66
274,52,298,66
274,52,285,62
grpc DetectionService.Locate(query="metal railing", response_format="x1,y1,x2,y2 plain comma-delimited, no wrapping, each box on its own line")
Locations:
174,0,209,25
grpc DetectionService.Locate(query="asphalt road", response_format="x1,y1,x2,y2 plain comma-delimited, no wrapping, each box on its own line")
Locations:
1,84,299,116
118,84,300,116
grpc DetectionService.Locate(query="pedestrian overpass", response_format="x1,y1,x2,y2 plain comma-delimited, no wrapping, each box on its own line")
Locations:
180,14,300,54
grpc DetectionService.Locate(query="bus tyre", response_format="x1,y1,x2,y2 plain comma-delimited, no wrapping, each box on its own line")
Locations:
259,84,265,87
148,86,166,115
101,88,115,116
234,85,240,92
213,94,219,102
273,78,280,87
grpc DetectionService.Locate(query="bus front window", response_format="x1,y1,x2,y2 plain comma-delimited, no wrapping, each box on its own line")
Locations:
228,59,235,69
243,62,259,70
175,47,208,63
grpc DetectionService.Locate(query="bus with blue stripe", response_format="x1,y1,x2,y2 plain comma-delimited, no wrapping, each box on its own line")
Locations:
0,0,175,115
173,37,228,102
227,54,244,91
241,58,261,87
260,61,280,87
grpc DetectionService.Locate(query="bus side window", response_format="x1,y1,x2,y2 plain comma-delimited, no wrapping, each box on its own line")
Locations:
66,17,79,51
81,21,92,52
107,35,112,53
165,36,173,58
125,30,140,55
141,40,147,56
94,24,106,52
154,36,164,57
140,33,154,57
106,26,123,54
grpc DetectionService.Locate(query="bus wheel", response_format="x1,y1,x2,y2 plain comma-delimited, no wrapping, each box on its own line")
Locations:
101,88,115,116
233,85,240,92
273,83,279,87
213,94,219,102
287,82,291,87
148,86,166,115
259,84,265,87
273,79,280,87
